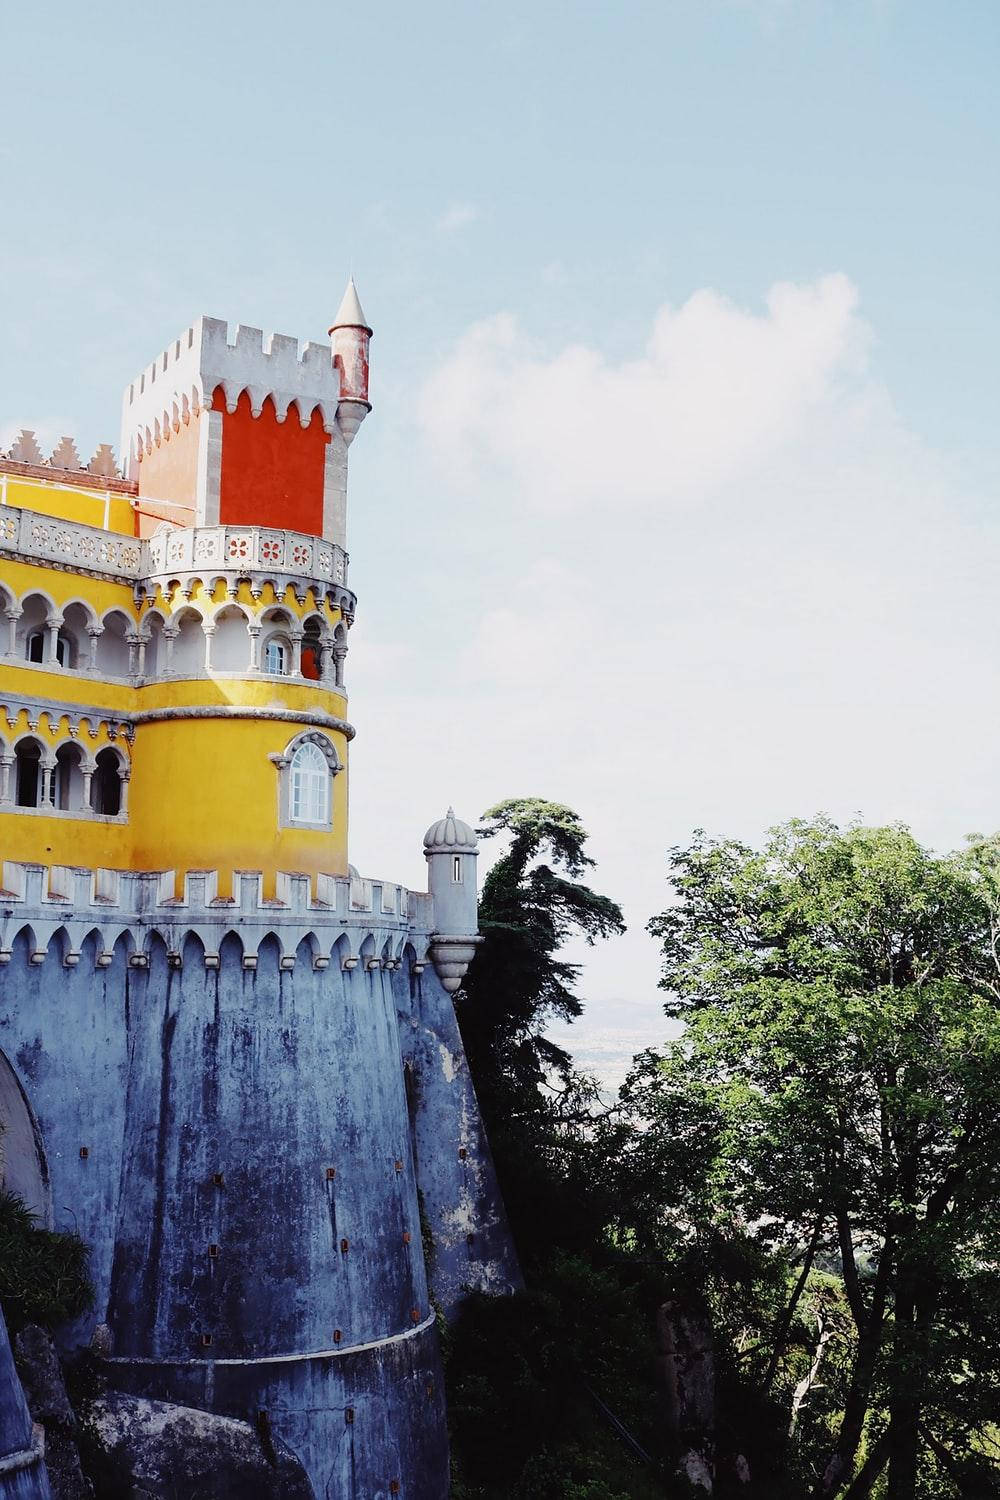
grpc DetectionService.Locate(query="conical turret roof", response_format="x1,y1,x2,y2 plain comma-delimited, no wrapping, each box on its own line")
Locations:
330,278,371,333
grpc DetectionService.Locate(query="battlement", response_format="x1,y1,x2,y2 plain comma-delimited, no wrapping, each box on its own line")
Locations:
0,861,437,970
121,315,346,471
2,432,128,486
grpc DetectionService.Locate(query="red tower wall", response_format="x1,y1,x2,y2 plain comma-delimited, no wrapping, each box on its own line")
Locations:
216,390,328,537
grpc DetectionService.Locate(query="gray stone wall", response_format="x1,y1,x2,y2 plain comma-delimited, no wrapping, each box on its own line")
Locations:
0,916,518,1499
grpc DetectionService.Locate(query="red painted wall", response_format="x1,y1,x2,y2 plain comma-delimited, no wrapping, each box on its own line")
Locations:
216,389,327,536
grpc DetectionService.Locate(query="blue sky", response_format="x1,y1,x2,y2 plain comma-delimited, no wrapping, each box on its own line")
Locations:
2,1,999,1080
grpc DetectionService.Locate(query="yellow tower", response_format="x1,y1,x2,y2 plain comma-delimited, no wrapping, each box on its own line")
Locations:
0,287,373,898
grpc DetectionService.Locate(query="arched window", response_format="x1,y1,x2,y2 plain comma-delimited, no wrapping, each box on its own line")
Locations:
290,742,329,825
210,607,250,672
55,743,85,810
265,637,287,675
95,612,131,676
301,618,323,680
91,747,123,816
26,631,45,664
14,741,41,807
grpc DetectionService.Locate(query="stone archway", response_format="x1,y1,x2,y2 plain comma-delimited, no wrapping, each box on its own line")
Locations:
0,1050,49,1224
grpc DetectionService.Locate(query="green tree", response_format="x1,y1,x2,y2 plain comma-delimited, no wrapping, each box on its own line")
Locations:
459,796,625,1126
449,800,667,1497
639,819,1000,1497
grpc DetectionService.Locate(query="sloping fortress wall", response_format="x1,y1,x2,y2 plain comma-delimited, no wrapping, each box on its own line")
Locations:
0,287,520,1499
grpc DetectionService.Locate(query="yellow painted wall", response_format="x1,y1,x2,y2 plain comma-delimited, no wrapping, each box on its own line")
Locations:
0,558,137,621
2,473,136,534
0,475,353,891
129,717,349,899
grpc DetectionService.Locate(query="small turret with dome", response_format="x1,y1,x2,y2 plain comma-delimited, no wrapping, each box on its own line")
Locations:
424,807,482,992
423,806,478,852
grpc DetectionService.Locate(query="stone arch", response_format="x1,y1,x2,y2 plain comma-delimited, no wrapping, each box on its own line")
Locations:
60,600,96,668
92,745,128,817
332,932,354,973
359,933,377,973
295,932,320,970
219,930,245,967
16,590,57,665
0,1049,50,1224
171,605,205,676
95,609,132,677
260,606,295,676
255,932,283,977
46,925,72,966
13,734,46,808
181,931,206,967
300,611,327,681
140,608,169,678
54,738,88,811
208,604,251,672
80,928,104,967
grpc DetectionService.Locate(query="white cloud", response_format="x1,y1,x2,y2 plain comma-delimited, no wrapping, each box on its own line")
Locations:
435,202,478,234
417,274,871,510
351,273,1000,1085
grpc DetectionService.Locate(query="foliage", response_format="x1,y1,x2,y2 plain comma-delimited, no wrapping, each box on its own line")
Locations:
450,807,1000,1496
450,800,663,1496
634,819,1000,1497
462,798,625,1100
0,1188,93,1333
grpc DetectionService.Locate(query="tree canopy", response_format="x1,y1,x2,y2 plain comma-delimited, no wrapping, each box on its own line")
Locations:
632,819,1000,1496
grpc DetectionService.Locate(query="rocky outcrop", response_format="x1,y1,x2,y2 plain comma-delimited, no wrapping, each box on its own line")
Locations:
12,1329,88,1500
85,1393,314,1500
0,1306,51,1500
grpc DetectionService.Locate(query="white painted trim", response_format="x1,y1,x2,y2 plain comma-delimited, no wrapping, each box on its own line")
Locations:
104,1311,436,1368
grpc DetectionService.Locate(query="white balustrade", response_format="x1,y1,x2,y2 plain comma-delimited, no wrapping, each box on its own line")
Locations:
0,504,348,590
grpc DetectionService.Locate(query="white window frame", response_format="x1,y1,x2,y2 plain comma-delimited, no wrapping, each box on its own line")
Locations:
290,742,329,825
264,637,288,675
270,731,340,831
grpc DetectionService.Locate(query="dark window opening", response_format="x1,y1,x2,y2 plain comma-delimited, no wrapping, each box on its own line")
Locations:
91,748,122,816
15,743,41,807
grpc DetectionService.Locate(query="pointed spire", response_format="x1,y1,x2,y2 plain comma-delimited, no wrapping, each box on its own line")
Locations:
330,277,371,334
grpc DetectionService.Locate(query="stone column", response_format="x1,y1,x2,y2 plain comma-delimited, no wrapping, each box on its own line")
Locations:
82,766,94,810
40,759,56,806
4,608,20,657
163,625,178,676
203,625,216,673
119,770,130,817
126,632,140,678
319,640,334,684
45,616,62,665
333,647,347,689
248,623,262,672
289,629,304,679
0,755,12,804
87,626,102,672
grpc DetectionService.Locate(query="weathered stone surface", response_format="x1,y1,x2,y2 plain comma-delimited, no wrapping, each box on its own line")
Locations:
12,1327,88,1500
87,1393,314,1499
0,1307,52,1500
